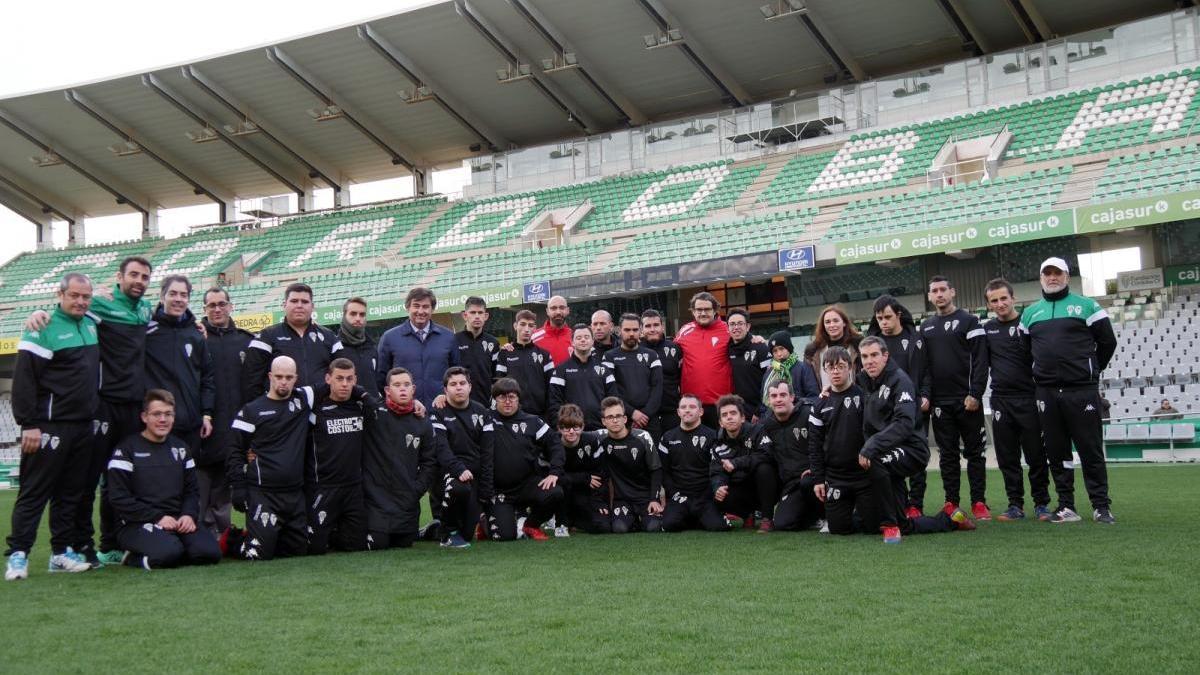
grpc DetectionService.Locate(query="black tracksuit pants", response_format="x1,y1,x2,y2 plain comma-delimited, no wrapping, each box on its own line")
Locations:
117,523,221,569
487,476,564,541
5,421,92,556
610,497,663,534
932,401,988,506
662,491,729,532
990,396,1051,509
242,488,308,560
904,413,930,510
773,475,822,531
717,462,779,520
1036,387,1109,511
439,474,485,542
306,484,367,554
560,479,612,534
80,399,142,554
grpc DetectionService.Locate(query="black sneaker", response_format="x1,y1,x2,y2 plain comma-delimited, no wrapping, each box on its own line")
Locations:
418,519,441,541
1093,508,1116,524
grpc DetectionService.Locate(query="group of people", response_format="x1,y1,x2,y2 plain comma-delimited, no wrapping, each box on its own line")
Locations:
4,253,1118,580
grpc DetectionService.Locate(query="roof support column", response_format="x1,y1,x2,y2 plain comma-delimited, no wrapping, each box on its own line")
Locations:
144,210,159,239
413,167,429,196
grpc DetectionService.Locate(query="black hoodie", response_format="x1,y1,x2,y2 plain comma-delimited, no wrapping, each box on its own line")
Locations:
145,307,214,433
200,317,253,465
867,305,931,401
857,361,927,460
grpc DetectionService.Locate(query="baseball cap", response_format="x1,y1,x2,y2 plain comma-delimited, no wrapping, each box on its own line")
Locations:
1039,257,1069,274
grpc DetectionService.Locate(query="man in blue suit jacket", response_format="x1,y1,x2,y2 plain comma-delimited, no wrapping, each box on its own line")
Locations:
376,287,459,408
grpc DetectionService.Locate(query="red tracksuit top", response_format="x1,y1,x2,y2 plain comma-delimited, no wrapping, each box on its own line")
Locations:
675,317,732,406
532,321,572,367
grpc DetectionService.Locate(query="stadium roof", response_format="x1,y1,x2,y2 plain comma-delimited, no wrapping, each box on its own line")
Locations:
0,0,1174,224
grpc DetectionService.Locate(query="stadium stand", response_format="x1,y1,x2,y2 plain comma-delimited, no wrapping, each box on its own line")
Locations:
437,240,610,290
1092,144,1200,202
612,209,815,271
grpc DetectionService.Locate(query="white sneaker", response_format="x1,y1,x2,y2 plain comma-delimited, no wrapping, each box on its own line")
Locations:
48,552,90,573
1049,507,1082,524
516,516,527,539
818,519,829,534
5,552,28,581
554,525,570,538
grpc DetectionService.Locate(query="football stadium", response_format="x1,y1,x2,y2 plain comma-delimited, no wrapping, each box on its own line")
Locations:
1,1,1198,671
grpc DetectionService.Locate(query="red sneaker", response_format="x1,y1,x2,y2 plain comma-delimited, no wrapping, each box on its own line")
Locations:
882,525,902,544
949,508,977,531
743,516,756,530
475,523,487,541
904,505,922,520
971,502,992,521
521,524,549,541
756,518,774,534
942,501,959,516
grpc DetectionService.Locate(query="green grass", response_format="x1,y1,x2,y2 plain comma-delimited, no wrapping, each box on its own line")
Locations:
1,466,1197,672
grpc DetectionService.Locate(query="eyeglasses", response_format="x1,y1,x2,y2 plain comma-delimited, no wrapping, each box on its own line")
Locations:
602,413,626,421
495,393,519,401
823,362,850,372
146,411,175,419
691,307,715,314
205,301,230,309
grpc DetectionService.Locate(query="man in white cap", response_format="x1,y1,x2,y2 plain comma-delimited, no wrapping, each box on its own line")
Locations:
1019,257,1117,524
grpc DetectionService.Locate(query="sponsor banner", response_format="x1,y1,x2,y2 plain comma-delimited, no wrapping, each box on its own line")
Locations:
1165,263,1200,286
233,312,277,335
777,245,816,272
835,209,1074,264
438,285,523,311
523,281,550,304
1076,190,1200,234
1117,268,1164,292
307,302,409,326
0,336,18,356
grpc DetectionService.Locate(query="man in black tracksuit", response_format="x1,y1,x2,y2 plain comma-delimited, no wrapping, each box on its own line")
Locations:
1020,257,1118,524
808,352,874,536
227,356,316,560
488,378,565,541
597,397,663,533
305,359,369,554
641,309,682,434
497,310,555,419
604,314,664,441
760,381,821,531
200,287,253,537
107,390,221,569
711,394,778,532
548,324,618,430
921,276,990,517
659,394,728,532
431,367,495,546
362,367,440,549
337,298,380,397
243,283,343,402
456,297,500,407
727,310,771,420
858,337,971,540
557,405,611,534
983,279,1051,521
6,274,99,577
144,276,215,462
867,295,931,515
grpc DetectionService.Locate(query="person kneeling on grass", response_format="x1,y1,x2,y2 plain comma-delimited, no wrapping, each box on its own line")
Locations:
362,367,439,551
487,378,565,541
557,404,611,535
107,389,221,570
659,395,728,533
710,395,778,533
596,397,663,533
429,367,495,550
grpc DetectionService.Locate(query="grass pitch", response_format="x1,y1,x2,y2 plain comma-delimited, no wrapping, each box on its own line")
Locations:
0,465,1196,673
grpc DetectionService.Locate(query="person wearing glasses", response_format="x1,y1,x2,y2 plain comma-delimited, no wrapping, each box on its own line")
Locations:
675,292,733,428
199,286,254,539
548,324,619,431
596,397,663,533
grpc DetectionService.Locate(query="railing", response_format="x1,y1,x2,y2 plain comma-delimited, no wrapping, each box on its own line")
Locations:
1102,411,1196,462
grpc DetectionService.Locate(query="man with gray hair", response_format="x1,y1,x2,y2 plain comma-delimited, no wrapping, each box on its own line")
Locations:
6,272,100,579
1020,257,1118,524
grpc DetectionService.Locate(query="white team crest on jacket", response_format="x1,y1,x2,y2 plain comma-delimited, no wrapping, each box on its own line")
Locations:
934,407,943,417
844,397,853,409
1008,326,1016,337
520,422,528,434
952,320,960,331
901,339,909,351
994,410,1002,421
638,352,649,363
711,337,719,347
944,321,952,331
631,447,639,461
185,343,193,358
511,423,520,433
288,400,297,412
1037,400,1046,412
593,365,605,376
472,414,485,428
793,427,802,440
405,434,421,449
743,351,754,362
577,448,587,459
171,446,186,461
93,420,109,436
484,341,495,353
878,385,891,400
532,352,544,364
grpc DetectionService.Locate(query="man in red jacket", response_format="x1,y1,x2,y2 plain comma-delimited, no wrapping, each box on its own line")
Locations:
675,292,733,428
532,295,572,366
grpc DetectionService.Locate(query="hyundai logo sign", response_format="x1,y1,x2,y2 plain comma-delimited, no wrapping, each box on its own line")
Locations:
523,280,551,303
777,245,815,272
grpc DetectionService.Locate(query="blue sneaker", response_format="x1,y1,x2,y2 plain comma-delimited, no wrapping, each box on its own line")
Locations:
96,550,125,566
5,552,28,581
440,531,471,549
1034,505,1052,522
996,506,1025,521
48,551,90,574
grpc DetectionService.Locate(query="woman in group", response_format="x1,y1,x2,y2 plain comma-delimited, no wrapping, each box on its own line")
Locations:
804,305,862,389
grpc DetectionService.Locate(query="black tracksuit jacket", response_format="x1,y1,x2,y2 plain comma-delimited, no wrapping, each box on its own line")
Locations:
920,308,987,403
597,429,661,503
603,345,663,419
107,433,200,525
490,410,564,492
548,352,618,430
145,307,214,433
200,318,253,465
430,401,496,501
858,362,926,460
760,405,812,488
710,422,772,491
728,337,772,407
807,384,866,483
456,330,500,407
983,316,1036,397
495,342,554,416
243,321,342,402
658,424,717,497
642,338,682,413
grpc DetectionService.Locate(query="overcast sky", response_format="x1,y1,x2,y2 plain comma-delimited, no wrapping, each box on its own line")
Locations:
0,0,460,264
